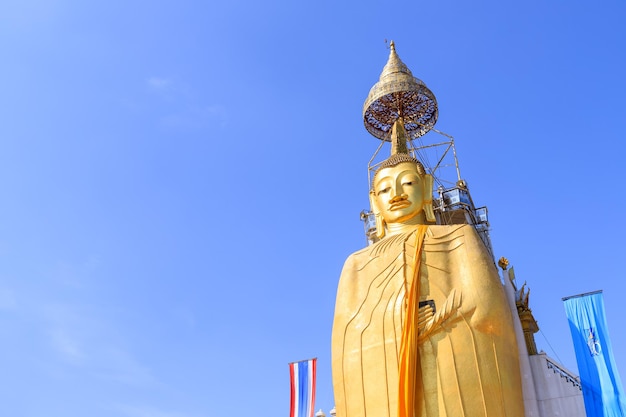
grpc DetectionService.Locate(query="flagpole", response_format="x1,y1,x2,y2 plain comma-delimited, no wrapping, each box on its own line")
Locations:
562,289,602,301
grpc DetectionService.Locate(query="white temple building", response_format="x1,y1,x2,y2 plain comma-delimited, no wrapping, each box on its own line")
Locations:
502,265,586,417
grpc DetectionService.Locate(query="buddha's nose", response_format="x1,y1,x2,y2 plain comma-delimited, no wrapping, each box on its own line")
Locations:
389,193,407,203
389,183,401,199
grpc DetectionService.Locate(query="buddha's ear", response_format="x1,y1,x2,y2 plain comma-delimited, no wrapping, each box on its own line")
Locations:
423,174,436,223
369,190,386,239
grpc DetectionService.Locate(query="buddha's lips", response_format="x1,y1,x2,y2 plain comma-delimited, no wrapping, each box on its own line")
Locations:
389,201,411,210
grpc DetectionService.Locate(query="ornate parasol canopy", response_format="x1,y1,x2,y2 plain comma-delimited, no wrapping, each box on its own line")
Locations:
363,41,438,141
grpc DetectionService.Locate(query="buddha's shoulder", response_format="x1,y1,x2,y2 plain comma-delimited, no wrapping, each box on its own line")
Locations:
426,224,479,240
344,225,480,261
344,231,409,266
425,224,484,247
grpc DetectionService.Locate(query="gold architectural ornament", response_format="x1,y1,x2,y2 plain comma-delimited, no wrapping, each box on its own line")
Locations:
509,270,540,355
332,43,525,417
363,41,438,141
498,256,510,270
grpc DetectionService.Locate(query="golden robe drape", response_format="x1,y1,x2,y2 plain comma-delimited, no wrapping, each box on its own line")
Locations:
331,224,524,417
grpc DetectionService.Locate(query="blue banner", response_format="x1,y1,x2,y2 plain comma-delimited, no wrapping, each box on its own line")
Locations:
564,291,626,417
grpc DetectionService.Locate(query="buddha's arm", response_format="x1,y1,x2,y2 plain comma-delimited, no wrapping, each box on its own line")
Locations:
456,225,512,335
331,253,365,410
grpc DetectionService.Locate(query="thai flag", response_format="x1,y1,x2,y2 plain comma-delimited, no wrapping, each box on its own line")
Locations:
289,358,317,417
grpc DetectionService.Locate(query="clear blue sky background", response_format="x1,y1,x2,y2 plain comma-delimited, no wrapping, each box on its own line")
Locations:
1,1,625,416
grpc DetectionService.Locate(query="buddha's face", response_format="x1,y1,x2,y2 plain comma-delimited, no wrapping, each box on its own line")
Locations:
373,162,425,224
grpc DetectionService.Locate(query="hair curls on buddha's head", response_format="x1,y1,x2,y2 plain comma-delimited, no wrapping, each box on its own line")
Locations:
373,153,426,182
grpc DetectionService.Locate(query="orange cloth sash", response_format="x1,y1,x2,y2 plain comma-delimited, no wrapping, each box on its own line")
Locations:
398,225,428,417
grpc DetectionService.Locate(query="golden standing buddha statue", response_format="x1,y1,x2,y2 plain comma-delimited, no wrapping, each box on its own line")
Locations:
331,43,525,417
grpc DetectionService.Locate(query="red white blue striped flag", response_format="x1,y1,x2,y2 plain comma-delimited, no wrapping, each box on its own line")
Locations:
289,358,317,417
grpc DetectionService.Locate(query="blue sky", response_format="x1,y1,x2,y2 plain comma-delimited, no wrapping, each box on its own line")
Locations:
1,1,625,416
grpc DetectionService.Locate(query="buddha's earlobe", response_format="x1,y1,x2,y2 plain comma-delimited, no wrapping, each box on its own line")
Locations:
369,190,386,239
423,174,436,222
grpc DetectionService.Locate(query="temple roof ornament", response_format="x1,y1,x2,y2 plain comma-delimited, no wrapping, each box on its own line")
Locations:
498,257,510,271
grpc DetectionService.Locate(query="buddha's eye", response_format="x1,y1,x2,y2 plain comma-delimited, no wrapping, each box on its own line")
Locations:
377,187,390,196
402,176,419,186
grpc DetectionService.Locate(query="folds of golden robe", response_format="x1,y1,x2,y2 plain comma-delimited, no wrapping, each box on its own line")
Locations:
332,224,525,417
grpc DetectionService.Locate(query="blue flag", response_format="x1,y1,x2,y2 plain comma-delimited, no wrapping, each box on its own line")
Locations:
564,291,626,417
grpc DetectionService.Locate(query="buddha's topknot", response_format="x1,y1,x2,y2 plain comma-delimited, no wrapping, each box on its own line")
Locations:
371,118,427,185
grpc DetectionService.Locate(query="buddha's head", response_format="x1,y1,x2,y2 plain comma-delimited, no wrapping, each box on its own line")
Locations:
370,137,435,239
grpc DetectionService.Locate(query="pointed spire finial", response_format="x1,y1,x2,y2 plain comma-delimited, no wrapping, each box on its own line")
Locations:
378,40,413,85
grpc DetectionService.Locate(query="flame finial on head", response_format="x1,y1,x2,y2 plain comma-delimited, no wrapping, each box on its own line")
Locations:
374,118,425,177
